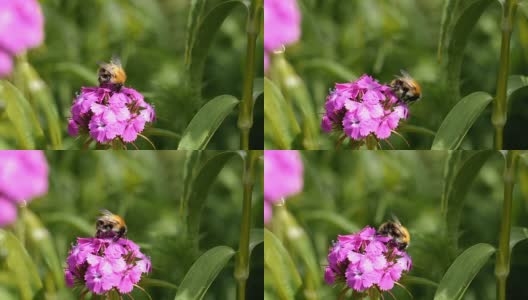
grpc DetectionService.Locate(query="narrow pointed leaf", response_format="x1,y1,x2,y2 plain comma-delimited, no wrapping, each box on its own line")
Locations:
178,95,239,150
510,227,528,252
264,78,300,149
434,243,495,300
174,246,235,300
264,229,301,300
432,92,493,150
189,1,246,83
507,75,528,99
0,81,36,149
185,0,207,67
249,228,264,257
0,230,42,300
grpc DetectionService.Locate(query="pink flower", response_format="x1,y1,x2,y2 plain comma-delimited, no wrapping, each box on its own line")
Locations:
0,151,48,226
264,0,301,72
322,74,409,143
68,85,155,145
0,0,44,77
65,237,151,296
264,150,303,224
325,225,412,294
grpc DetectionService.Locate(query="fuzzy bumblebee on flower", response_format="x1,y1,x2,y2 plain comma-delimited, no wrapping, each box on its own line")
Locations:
67,57,156,149
325,222,412,299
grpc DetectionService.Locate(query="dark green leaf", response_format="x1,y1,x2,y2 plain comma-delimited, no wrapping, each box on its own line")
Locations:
507,75,528,99
189,1,246,83
264,229,301,300
434,243,495,300
142,128,181,140
510,227,528,252
187,152,239,235
185,0,207,67
249,228,264,257
437,0,459,61
178,95,239,150
401,275,439,288
54,63,99,86
174,246,235,300
432,92,493,150
140,278,178,290
264,78,300,149
0,81,37,149
253,77,264,101
301,59,357,82
443,0,494,99
443,151,494,248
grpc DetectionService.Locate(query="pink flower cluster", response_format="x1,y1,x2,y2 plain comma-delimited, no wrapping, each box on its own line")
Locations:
0,0,44,76
0,151,48,226
322,75,408,141
325,226,412,293
65,237,151,295
264,150,303,224
264,0,301,72
68,86,155,144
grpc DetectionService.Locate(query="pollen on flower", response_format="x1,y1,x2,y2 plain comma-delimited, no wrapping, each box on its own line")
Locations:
321,75,409,144
325,226,412,295
65,237,151,296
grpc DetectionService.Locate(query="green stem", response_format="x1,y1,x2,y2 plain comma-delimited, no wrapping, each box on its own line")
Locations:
238,0,263,150
495,150,519,300
492,0,518,150
235,151,259,300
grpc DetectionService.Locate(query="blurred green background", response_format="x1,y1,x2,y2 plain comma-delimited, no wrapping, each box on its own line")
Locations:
9,0,264,149
267,0,528,149
0,151,264,299
265,151,528,299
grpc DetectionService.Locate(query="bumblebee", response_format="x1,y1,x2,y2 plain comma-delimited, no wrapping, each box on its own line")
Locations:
96,209,127,241
98,56,127,89
377,217,410,250
389,70,421,103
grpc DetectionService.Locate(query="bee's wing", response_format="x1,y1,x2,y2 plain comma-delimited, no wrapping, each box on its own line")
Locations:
99,209,114,216
400,69,413,79
391,213,402,225
110,54,122,66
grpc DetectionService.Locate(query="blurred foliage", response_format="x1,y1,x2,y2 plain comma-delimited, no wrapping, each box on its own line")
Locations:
265,151,528,299
0,0,264,149
0,151,264,299
265,0,528,149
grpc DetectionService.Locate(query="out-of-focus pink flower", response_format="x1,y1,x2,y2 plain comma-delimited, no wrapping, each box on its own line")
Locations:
0,151,48,226
264,150,303,224
68,86,155,145
0,0,44,77
322,74,409,143
264,0,301,72
65,237,151,295
325,226,412,294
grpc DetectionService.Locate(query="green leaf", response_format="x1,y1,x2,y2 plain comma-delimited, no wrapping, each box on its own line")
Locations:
178,95,239,150
21,209,64,289
0,81,37,149
140,278,178,290
442,151,494,248
142,127,181,140
434,243,495,300
401,275,439,288
264,78,300,149
301,59,357,82
249,228,264,257
0,230,42,300
442,0,494,99
17,61,63,149
275,208,320,293
398,124,436,137
264,229,301,300
510,227,528,252
185,0,207,67
187,152,239,235
189,1,246,83
437,0,459,61
253,77,264,101
301,211,360,233
174,246,235,300
507,75,528,99
432,91,493,150
42,213,93,236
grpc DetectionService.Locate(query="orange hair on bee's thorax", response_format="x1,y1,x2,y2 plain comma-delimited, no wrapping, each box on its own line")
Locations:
111,65,127,84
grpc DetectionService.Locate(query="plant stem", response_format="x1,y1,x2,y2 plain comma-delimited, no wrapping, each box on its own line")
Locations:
235,151,259,300
495,150,519,300
492,0,518,150
238,0,263,150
